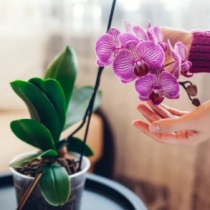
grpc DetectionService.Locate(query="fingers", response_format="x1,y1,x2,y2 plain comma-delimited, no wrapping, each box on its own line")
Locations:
146,101,174,119
149,114,195,133
132,120,193,145
137,104,162,123
160,104,188,116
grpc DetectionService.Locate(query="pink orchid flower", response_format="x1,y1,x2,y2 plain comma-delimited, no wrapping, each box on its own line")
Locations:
124,21,167,51
169,41,193,78
113,40,165,83
95,28,138,66
147,22,168,51
124,21,148,41
135,71,179,105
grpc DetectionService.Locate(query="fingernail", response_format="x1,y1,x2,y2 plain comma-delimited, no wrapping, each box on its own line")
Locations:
150,124,160,132
131,120,137,126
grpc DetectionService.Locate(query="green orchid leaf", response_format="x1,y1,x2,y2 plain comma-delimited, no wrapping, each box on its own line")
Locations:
28,77,45,91
29,78,66,129
67,137,94,157
64,86,102,130
40,163,70,206
9,150,58,168
45,46,78,108
10,80,62,142
10,119,56,151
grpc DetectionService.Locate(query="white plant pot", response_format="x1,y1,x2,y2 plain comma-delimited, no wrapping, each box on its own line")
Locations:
10,151,90,210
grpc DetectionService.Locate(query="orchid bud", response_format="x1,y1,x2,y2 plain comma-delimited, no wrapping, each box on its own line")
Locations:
192,98,200,106
186,84,197,96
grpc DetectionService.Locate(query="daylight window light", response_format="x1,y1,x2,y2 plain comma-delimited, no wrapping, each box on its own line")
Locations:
119,0,141,11
161,0,190,11
73,3,84,18
92,5,102,18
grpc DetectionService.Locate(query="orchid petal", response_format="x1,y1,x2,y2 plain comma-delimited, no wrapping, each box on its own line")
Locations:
147,21,151,30
96,59,104,66
181,61,192,71
170,62,180,79
174,41,187,60
170,53,182,79
137,41,165,67
150,26,164,42
181,70,193,78
147,30,155,42
108,28,121,48
113,49,137,82
159,71,179,99
121,78,136,83
119,33,139,48
95,34,116,64
124,40,139,61
159,42,168,51
124,21,133,33
133,26,148,40
96,59,112,67
135,74,156,101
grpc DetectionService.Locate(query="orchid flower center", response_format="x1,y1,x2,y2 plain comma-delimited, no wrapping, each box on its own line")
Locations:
149,91,164,105
134,61,149,77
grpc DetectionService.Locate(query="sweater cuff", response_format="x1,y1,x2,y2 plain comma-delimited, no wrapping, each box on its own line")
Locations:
189,30,210,73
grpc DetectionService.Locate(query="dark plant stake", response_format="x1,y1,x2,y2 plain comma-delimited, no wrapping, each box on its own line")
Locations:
72,0,117,171
17,172,44,210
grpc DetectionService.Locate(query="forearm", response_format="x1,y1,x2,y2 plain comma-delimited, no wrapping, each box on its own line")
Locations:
189,30,210,73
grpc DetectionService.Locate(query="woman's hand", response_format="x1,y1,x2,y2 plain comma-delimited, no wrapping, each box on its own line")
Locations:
132,101,210,147
161,27,193,70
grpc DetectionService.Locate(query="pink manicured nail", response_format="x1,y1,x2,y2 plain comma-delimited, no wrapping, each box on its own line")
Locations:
150,124,160,132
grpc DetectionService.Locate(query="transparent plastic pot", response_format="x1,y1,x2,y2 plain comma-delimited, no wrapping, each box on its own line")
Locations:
10,151,90,210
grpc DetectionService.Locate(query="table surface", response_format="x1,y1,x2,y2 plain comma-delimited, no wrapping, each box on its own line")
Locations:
0,173,147,210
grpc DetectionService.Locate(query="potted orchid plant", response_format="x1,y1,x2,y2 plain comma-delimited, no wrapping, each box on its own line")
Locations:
8,0,200,208
95,21,199,106
9,46,102,210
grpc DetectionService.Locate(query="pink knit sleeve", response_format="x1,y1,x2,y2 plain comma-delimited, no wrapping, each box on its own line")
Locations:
189,30,210,73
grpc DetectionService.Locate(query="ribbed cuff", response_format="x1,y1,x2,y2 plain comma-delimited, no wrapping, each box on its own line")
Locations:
189,30,210,73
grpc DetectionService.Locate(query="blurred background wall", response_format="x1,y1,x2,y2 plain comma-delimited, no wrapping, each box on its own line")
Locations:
1,0,210,209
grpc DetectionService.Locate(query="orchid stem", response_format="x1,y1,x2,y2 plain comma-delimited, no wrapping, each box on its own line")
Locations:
58,0,117,155
179,81,193,101
164,61,175,68
77,0,117,171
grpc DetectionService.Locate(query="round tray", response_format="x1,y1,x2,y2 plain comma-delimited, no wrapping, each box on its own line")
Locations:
0,172,147,210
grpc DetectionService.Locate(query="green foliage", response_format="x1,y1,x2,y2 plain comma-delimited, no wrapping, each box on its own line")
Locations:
10,119,56,151
45,46,78,108
40,163,70,206
9,46,102,206
10,81,62,143
57,137,94,157
67,137,94,157
29,78,66,129
9,150,58,168
64,86,102,130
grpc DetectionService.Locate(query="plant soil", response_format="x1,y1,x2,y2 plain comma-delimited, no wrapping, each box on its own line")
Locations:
16,157,79,177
